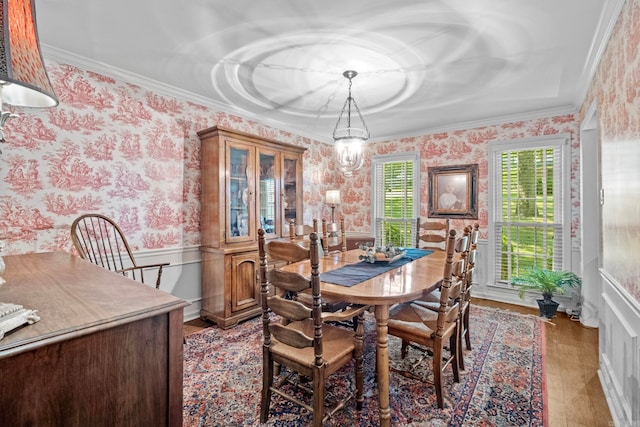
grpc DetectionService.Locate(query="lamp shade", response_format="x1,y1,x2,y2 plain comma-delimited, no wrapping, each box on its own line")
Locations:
0,0,58,108
325,190,341,206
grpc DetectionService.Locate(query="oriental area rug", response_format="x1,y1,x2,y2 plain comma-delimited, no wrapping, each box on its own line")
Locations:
183,305,547,426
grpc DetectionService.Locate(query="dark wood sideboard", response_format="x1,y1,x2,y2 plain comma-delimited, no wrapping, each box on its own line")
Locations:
0,252,188,426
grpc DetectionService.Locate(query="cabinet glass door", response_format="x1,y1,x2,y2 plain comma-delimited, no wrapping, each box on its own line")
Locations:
227,144,253,243
282,155,299,236
258,150,278,238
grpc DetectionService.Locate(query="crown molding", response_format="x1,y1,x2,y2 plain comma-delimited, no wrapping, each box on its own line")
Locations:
40,44,330,144
371,105,578,143
42,44,579,145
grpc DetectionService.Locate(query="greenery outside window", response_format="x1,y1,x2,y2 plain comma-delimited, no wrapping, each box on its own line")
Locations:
372,152,419,247
488,134,571,286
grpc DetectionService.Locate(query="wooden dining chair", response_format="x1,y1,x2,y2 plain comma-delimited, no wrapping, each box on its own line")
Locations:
415,218,450,251
319,217,369,325
70,213,169,289
460,223,480,357
387,228,463,409
258,229,367,426
289,218,318,242
413,225,471,369
322,218,347,253
283,234,363,326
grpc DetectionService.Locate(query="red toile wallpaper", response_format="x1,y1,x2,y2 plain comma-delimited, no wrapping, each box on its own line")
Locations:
0,63,336,255
352,116,580,244
579,0,640,303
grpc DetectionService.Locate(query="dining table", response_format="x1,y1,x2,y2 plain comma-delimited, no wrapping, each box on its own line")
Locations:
280,247,447,427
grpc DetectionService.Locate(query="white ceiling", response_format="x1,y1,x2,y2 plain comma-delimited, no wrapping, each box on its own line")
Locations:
36,0,623,143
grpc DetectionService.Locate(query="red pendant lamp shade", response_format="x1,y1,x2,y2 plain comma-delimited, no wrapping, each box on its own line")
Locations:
0,0,58,108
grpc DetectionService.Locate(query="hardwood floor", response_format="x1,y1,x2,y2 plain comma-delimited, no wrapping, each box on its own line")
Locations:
183,317,211,336
184,298,613,426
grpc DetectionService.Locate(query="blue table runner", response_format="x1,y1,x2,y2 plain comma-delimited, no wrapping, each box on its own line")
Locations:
320,248,433,287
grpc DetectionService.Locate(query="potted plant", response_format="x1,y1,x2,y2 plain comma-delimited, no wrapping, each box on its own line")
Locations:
511,267,582,319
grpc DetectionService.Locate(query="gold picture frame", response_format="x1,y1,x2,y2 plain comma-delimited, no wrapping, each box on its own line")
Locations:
428,163,478,219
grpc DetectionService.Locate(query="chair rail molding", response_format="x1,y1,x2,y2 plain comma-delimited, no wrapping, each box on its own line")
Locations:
126,245,202,321
598,269,640,426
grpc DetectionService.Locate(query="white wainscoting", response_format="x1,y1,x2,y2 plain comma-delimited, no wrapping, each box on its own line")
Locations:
599,270,640,426
134,245,203,321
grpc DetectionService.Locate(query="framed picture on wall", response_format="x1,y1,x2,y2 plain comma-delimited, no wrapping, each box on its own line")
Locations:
428,163,478,219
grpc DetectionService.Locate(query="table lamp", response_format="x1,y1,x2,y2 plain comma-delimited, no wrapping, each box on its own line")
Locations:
325,190,341,224
0,0,52,337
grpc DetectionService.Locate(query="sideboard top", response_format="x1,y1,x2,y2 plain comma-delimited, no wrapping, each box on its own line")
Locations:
0,252,188,357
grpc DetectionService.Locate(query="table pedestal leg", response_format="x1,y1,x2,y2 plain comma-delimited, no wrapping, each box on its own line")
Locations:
375,304,391,426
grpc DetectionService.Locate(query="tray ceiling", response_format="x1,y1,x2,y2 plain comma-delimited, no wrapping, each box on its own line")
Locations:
36,0,623,142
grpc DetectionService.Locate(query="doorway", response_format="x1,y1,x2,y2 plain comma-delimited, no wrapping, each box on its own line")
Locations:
579,101,602,328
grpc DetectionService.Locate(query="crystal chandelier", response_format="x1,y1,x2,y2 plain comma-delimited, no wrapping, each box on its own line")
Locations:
332,70,369,177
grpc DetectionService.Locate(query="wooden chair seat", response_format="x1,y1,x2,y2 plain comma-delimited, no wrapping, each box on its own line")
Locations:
388,302,458,341
271,319,357,371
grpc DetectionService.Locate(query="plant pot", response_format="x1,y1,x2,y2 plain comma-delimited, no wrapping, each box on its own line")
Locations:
537,298,559,319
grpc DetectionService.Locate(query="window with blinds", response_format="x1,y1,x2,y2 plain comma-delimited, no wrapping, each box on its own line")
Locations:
372,152,419,247
488,135,571,285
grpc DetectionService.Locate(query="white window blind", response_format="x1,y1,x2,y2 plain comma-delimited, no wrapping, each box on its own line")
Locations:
372,152,419,247
489,135,571,284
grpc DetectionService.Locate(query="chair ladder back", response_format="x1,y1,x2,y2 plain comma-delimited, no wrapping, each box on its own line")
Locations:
72,214,136,275
321,220,327,251
259,229,323,351
435,229,460,334
444,264,464,323
258,228,272,346
268,268,312,294
467,223,479,280
290,219,319,242
416,218,450,250
465,243,477,287
71,213,168,288
456,225,471,281
265,240,310,265
463,223,479,297
470,223,480,245
308,231,324,366
322,218,347,253
289,219,295,241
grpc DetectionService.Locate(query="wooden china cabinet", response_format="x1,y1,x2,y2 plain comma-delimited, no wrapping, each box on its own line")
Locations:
198,126,305,328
